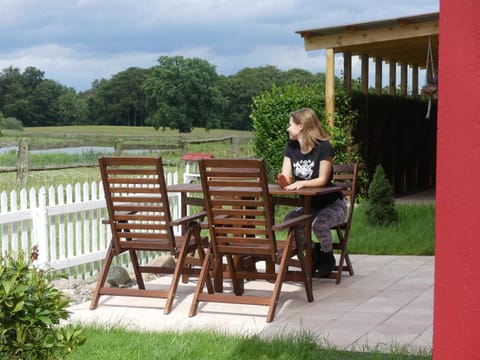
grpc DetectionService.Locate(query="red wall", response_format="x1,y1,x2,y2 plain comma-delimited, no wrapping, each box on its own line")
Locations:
433,1,480,358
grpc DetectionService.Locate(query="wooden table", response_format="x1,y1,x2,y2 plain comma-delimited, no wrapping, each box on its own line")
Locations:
168,182,345,267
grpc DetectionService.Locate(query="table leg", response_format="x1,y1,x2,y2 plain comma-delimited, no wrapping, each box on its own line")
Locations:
302,196,313,284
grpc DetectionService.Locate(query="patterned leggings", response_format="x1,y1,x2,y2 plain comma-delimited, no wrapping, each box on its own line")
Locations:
284,198,347,252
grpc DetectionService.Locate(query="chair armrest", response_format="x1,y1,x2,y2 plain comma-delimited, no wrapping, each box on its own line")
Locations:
171,211,207,227
272,214,311,231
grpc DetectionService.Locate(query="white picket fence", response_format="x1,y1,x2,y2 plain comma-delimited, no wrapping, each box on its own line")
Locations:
0,171,182,279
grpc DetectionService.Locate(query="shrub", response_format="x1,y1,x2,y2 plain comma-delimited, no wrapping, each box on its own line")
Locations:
251,83,325,181
250,83,361,182
365,164,398,226
0,249,85,359
2,116,24,131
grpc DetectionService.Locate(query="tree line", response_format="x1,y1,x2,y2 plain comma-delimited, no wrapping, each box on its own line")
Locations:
0,56,330,133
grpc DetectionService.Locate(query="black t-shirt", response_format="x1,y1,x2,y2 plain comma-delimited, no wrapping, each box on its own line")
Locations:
284,140,343,209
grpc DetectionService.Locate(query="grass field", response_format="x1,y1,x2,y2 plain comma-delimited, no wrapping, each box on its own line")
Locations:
68,326,431,360
0,125,255,193
0,126,254,149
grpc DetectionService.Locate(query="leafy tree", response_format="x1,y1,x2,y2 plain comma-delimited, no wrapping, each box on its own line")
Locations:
58,88,89,125
0,66,66,126
219,66,325,131
280,68,326,87
144,56,223,133
218,66,281,131
111,67,147,126
88,67,147,126
0,67,28,121
28,79,63,126
22,66,45,93
86,79,111,125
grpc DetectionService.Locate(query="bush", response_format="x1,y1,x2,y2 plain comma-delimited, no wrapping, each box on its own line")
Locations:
251,83,325,181
250,83,361,182
365,164,398,226
2,116,24,131
0,249,85,359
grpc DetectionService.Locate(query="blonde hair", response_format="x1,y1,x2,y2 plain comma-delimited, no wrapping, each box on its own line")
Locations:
290,108,329,149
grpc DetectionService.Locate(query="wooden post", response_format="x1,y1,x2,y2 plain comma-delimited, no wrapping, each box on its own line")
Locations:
375,57,383,95
325,48,335,128
400,62,408,97
411,64,419,98
181,137,188,154
361,54,369,94
343,51,352,95
389,60,397,95
16,138,28,188
231,136,238,158
114,139,123,155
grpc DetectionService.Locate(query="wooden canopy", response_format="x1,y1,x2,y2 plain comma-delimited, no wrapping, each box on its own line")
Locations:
295,12,439,126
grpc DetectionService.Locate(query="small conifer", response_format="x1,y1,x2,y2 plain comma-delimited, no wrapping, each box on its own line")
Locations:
365,164,398,226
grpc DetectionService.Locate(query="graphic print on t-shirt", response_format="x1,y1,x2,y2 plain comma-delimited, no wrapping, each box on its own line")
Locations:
293,159,314,179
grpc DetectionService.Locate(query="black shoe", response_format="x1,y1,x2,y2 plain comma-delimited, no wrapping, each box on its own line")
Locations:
316,251,336,278
311,244,322,275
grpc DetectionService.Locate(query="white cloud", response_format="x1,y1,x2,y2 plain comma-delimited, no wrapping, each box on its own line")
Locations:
0,0,439,91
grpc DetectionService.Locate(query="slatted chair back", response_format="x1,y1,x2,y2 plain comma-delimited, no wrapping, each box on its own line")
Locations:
201,158,276,260
100,156,175,254
90,156,210,314
189,158,313,322
330,163,359,284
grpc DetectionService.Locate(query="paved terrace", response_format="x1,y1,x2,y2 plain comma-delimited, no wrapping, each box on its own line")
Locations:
67,254,434,352
68,190,435,352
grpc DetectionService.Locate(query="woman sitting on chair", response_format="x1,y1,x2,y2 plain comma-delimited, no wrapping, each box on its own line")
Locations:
277,107,347,277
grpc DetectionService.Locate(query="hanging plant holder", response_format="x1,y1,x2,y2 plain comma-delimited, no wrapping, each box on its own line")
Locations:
422,37,438,118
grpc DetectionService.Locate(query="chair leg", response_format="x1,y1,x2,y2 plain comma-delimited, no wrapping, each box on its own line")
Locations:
129,249,145,289
164,228,192,315
191,223,214,294
90,243,114,310
189,248,213,317
227,255,243,296
293,230,313,302
267,232,294,323
345,253,354,275
331,229,354,284
334,251,345,284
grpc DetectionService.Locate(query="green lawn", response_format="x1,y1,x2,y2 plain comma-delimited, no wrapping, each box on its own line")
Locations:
68,326,431,360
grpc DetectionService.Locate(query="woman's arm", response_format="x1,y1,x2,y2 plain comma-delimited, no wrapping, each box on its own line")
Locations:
284,158,332,190
277,156,293,188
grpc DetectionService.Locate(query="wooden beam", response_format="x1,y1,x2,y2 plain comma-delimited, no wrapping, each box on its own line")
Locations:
325,48,335,128
303,20,438,51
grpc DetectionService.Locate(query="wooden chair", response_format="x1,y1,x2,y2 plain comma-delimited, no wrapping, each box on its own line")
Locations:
189,158,313,323
329,163,359,284
90,156,211,314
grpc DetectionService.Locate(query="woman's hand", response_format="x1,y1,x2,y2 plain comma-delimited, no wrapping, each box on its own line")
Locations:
277,173,292,188
284,181,305,190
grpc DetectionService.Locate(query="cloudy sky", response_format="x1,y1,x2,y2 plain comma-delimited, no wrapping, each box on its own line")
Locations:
0,0,439,92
